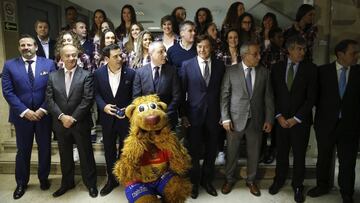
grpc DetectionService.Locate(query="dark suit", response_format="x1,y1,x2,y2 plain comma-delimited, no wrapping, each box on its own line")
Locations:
314,62,360,197
46,67,96,188
133,63,181,128
271,59,317,188
82,40,94,58
94,65,135,184
2,56,55,186
180,56,225,185
35,37,56,60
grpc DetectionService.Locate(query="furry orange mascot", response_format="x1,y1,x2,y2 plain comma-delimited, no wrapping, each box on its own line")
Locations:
113,95,192,203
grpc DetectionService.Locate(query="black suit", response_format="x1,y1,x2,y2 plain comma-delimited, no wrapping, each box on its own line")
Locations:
180,57,225,186
271,59,317,188
133,63,181,128
94,65,135,184
35,37,56,60
314,62,360,197
46,67,96,188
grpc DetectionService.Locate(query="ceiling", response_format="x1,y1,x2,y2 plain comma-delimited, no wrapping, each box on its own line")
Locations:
69,0,294,31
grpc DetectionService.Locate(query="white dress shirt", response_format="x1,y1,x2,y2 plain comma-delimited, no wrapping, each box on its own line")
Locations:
241,61,255,89
37,36,50,59
336,61,350,85
108,67,122,97
197,56,211,79
151,62,162,79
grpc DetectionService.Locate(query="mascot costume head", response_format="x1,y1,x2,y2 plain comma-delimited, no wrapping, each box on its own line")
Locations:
113,95,192,203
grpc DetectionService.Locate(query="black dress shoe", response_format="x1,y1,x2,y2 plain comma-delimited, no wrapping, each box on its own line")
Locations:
89,187,98,198
191,185,198,199
201,182,218,196
269,181,284,195
294,186,305,202
263,151,275,164
13,185,27,199
342,194,354,203
100,181,119,196
52,185,75,197
40,179,50,190
307,186,329,197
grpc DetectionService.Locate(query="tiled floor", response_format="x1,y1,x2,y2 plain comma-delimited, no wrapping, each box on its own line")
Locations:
0,158,359,203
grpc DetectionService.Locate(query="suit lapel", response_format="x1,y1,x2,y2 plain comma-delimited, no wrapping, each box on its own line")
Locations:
144,65,156,92
114,67,129,98
252,66,260,98
238,63,250,97
102,66,114,98
157,64,167,92
17,58,31,87
57,69,67,98
67,68,81,99
194,58,207,88
279,62,288,92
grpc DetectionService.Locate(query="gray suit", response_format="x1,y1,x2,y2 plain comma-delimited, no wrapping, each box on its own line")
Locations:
46,67,97,188
220,62,274,183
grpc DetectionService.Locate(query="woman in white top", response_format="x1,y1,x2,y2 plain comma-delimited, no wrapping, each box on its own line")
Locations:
155,15,179,50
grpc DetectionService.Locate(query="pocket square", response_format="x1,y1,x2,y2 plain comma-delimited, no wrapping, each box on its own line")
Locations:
40,71,49,76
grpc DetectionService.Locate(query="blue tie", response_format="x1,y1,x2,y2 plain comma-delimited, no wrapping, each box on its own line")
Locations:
153,66,160,90
339,67,347,98
246,68,253,97
26,60,34,87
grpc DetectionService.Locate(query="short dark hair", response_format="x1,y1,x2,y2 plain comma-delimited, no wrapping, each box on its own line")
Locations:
334,39,359,58
102,44,121,58
160,15,175,29
72,19,88,29
195,34,212,45
34,19,50,29
65,6,77,14
269,27,283,39
19,34,37,45
285,35,306,49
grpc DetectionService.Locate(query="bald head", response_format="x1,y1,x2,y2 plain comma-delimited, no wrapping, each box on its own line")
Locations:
60,44,78,70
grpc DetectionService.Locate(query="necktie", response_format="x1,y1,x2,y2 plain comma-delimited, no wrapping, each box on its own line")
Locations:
245,68,253,97
339,67,348,98
204,60,210,86
153,66,160,90
65,70,72,97
287,63,295,91
26,60,34,87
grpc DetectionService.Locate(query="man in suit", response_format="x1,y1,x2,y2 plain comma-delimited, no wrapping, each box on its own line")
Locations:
308,39,359,203
46,44,98,198
133,41,181,129
220,41,274,196
34,19,56,60
2,34,56,199
180,35,225,199
73,20,94,58
94,44,135,196
269,36,317,203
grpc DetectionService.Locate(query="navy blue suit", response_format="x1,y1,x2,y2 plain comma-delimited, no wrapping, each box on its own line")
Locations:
133,63,182,128
82,40,94,58
94,65,135,184
2,56,56,186
180,56,225,185
35,37,56,60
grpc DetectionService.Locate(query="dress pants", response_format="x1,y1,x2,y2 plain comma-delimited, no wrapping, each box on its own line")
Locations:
225,118,262,183
186,120,220,186
14,116,52,186
57,125,97,188
274,123,310,188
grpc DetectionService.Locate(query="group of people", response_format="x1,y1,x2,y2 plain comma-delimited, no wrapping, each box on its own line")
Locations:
1,1,359,203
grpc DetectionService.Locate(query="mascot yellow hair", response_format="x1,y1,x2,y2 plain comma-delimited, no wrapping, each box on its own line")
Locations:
113,95,192,203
